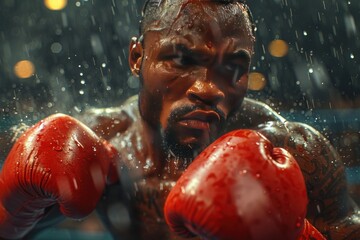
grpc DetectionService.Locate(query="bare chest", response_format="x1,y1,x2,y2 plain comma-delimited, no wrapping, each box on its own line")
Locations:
99,133,190,239
98,175,187,239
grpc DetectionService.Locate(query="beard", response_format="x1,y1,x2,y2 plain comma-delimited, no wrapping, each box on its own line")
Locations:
138,73,227,162
160,105,226,161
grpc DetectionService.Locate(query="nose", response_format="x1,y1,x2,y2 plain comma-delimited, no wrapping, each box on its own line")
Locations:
186,78,225,106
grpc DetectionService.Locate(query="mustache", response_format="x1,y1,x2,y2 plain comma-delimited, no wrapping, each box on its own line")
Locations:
168,105,226,124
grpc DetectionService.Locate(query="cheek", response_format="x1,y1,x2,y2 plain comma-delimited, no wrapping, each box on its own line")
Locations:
222,77,249,116
138,88,163,127
143,63,193,130
233,74,249,99
143,60,187,93
159,102,172,130
236,73,249,89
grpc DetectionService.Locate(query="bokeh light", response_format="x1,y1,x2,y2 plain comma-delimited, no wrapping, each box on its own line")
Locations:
50,42,63,53
248,72,266,91
44,0,68,11
268,39,289,57
14,60,35,79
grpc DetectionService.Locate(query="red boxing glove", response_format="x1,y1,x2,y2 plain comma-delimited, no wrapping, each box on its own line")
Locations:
0,113,118,239
299,219,326,240
164,129,326,240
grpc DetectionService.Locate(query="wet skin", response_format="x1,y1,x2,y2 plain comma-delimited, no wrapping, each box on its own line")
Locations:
74,96,360,240
132,1,254,157
96,3,255,238
16,1,360,240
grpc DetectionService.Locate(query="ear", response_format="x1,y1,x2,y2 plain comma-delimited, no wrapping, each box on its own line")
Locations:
129,37,143,77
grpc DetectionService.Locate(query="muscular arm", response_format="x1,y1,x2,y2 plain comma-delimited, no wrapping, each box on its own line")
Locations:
256,121,360,239
75,95,137,140
227,98,360,239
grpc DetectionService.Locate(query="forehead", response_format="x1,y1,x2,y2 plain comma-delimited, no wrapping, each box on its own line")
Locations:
143,1,254,50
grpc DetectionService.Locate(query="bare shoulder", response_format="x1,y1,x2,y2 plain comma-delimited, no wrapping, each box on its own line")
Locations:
255,120,360,238
75,95,140,140
225,97,286,131
255,121,345,178
0,96,140,163
229,98,360,237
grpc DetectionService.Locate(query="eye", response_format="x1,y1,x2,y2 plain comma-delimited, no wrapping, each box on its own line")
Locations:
217,63,246,84
223,63,239,72
171,53,196,67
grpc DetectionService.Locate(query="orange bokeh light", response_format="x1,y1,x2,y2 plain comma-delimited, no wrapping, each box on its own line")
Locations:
44,0,68,11
14,60,35,79
268,39,289,58
248,72,266,91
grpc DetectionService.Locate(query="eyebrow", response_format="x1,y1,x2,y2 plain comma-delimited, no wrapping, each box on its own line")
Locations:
159,42,208,56
223,50,251,62
159,42,251,62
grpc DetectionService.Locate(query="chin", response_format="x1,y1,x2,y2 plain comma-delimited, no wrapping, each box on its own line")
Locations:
184,139,210,153
165,133,217,163
161,132,200,160
164,141,199,160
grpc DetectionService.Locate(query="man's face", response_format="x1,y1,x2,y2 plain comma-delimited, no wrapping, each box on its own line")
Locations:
134,1,254,158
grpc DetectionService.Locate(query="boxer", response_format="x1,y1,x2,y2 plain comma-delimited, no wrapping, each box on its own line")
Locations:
1,0,359,239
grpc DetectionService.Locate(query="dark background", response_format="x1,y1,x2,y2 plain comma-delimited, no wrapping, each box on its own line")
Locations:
0,0,360,236
0,0,359,171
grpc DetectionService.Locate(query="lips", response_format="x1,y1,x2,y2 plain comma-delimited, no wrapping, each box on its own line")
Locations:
178,110,221,130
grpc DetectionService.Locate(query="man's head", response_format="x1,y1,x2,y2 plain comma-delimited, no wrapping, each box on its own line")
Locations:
129,0,255,159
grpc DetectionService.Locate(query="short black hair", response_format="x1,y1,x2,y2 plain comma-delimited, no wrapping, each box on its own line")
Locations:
139,0,255,38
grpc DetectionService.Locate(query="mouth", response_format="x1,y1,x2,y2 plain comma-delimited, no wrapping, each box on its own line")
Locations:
177,110,221,130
